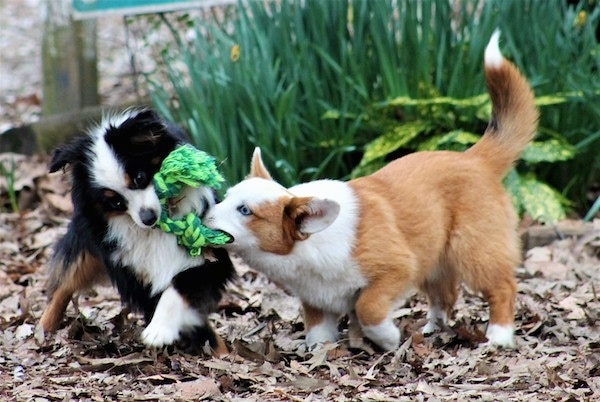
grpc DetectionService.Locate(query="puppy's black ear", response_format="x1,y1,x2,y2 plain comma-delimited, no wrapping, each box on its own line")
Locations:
165,121,189,142
49,140,85,173
133,108,189,142
49,147,71,173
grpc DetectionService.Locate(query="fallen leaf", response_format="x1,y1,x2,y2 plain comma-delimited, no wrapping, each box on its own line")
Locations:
74,353,153,370
175,378,222,399
15,323,33,340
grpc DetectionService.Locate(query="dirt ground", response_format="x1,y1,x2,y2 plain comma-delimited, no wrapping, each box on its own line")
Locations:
2,1,600,401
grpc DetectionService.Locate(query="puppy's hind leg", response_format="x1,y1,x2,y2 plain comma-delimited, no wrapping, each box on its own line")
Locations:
40,251,105,332
448,226,519,348
479,271,517,348
419,266,460,335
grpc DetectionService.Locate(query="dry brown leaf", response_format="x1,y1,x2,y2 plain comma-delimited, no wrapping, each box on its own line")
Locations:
74,353,153,369
174,378,222,399
277,376,329,392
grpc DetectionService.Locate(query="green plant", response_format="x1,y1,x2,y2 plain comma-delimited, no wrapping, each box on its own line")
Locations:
146,0,370,186
0,158,19,213
347,92,580,223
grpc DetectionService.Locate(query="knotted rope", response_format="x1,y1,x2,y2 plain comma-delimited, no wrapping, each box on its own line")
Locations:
153,144,232,256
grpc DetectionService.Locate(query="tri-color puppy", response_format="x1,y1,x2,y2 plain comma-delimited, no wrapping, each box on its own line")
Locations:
39,109,235,355
204,32,538,350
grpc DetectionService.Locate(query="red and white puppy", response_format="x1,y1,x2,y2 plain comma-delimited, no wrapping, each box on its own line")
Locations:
205,32,538,350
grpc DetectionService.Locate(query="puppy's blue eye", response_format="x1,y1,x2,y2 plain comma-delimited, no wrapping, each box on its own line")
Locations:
237,205,252,216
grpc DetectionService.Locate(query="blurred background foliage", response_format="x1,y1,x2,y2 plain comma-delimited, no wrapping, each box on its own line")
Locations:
134,0,600,223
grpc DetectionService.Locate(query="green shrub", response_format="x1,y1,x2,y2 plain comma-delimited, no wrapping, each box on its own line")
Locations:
145,0,600,221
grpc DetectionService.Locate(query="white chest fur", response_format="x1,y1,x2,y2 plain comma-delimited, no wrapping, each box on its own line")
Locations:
107,217,201,295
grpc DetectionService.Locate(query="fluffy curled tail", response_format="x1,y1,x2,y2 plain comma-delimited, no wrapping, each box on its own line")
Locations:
466,31,539,177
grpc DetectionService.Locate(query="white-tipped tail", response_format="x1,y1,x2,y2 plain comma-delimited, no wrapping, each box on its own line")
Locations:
467,28,539,178
484,30,503,69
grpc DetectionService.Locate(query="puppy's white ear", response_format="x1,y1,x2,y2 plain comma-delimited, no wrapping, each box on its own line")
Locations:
286,197,340,240
249,147,273,180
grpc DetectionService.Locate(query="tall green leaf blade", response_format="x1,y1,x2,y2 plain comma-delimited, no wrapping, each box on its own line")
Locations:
583,195,600,222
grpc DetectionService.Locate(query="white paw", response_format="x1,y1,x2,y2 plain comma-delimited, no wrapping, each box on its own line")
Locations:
361,320,400,351
305,322,339,347
141,322,180,347
423,305,447,335
140,286,203,348
486,324,515,348
422,321,441,335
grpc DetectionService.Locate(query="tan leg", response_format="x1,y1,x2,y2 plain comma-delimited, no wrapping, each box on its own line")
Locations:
211,332,229,357
40,286,77,332
419,268,459,334
39,252,105,332
446,217,519,347
480,274,517,347
482,275,517,327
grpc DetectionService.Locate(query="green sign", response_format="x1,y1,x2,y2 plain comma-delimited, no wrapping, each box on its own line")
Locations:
73,0,235,19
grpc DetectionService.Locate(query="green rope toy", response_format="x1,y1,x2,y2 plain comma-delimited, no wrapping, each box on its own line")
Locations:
153,144,232,256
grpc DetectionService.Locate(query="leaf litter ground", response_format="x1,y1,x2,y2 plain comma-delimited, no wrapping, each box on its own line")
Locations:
1,152,599,401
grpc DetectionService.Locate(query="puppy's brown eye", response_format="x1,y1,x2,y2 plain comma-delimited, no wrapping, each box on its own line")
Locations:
133,172,147,187
103,189,127,211
109,198,125,210
237,205,252,216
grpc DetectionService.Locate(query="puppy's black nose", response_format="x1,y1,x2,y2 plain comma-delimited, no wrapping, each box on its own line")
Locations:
139,208,158,227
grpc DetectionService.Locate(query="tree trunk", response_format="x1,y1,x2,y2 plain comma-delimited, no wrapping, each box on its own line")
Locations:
42,0,99,116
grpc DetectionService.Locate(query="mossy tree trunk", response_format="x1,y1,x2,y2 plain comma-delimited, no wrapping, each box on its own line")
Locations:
42,0,99,116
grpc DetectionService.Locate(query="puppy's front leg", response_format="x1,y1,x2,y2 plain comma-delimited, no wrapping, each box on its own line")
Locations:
141,286,202,347
302,302,339,347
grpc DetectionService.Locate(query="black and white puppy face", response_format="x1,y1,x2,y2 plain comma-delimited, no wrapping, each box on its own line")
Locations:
50,109,184,229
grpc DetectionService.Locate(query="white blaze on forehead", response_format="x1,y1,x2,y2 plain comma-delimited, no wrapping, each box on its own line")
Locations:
225,177,290,205
87,110,141,191
206,177,290,251
90,131,127,191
